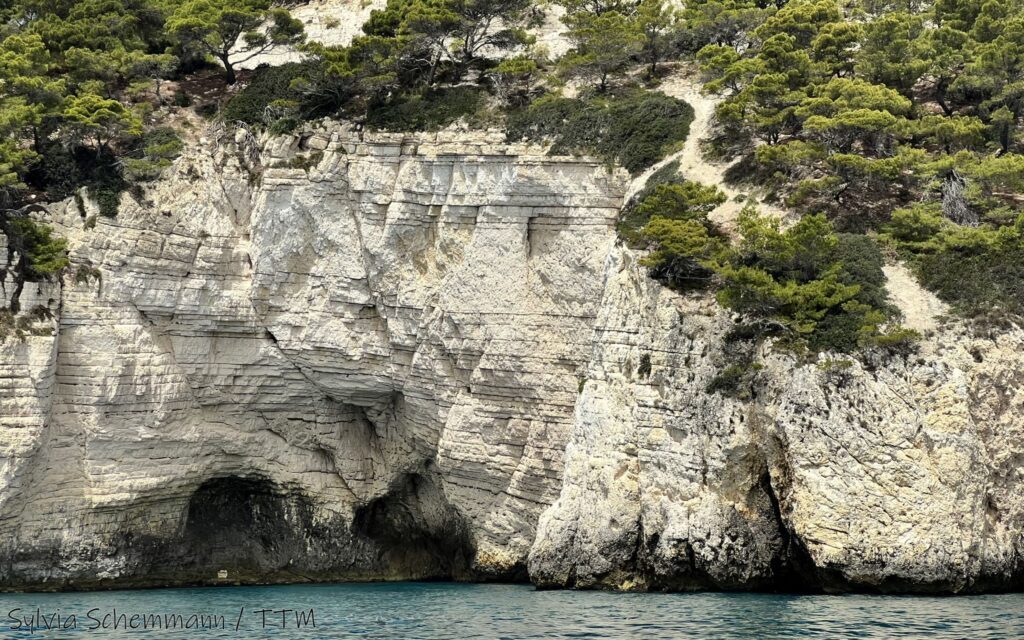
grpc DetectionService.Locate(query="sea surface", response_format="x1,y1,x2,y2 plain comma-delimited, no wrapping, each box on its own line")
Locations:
0,581,1021,639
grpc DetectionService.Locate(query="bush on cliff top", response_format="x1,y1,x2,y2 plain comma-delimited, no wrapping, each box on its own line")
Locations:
364,86,488,132
635,188,915,355
506,90,695,174
222,63,314,128
884,205,1024,319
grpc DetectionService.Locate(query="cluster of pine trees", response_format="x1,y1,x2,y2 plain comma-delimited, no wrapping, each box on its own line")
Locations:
635,0,1024,364
227,0,688,131
0,0,309,306
2,0,1023,355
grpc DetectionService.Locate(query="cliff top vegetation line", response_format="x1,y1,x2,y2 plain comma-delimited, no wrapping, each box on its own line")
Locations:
0,0,1022,355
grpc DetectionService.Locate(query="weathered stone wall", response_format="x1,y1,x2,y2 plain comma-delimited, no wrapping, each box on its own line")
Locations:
0,124,627,589
1,122,1023,593
529,248,1024,593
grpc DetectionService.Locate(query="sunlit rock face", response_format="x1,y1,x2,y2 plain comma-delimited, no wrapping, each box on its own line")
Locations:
530,248,1024,594
0,124,626,589
1,122,1023,593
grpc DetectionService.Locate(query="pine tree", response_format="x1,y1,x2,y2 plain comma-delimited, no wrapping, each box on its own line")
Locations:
167,0,305,85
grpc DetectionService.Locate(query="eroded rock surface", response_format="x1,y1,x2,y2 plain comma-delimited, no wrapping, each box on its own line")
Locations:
530,247,1024,593
0,124,626,589
1,122,1023,593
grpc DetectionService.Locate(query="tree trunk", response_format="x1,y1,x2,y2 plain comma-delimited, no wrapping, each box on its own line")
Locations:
221,55,237,85
936,79,953,116
427,51,441,87
10,258,25,313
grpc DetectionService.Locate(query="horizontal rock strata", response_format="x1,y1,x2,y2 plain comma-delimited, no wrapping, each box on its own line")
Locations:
1,123,1022,593
0,124,627,589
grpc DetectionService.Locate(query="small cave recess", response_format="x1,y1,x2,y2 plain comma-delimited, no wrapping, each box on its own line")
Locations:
351,471,476,581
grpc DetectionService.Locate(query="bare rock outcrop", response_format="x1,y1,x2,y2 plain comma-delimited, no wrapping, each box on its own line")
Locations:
1,122,1023,593
529,247,1024,593
0,124,627,589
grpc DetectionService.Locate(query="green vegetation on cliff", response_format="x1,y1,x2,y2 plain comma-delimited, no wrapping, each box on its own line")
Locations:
0,0,299,305
679,0,1024,323
1,0,1023,347
507,91,694,174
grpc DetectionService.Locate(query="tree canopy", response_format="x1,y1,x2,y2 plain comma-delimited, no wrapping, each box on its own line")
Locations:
2,0,1024,343
166,0,305,85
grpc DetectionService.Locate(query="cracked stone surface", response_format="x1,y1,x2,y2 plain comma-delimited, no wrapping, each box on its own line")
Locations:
1,121,1023,592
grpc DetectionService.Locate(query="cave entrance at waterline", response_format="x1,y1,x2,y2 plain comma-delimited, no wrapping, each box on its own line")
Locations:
176,471,481,583
180,475,314,581
350,470,478,581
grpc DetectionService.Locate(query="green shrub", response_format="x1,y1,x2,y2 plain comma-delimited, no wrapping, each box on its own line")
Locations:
74,264,102,286
884,206,1024,317
918,247,1024,316
288,151,324,172
693,214,915,396
365,86,487,132
631,160,683,204
268,117,301,136
222,63,314,126
706,361,763,399
725,323,769,343
123,127,184,182
27,145,128,217
0,309,12,342
506,90,694,174
833,233,890,310
632,180,729,291
4,218,69,279
818,357,855,384
642,216,725,291
27,143,84,202
85,156,128,218
805,232,896,352
90,184,124,218
141,127,184,160
637,353,652,378
641,198,910,354
713,210,908,353
619,160,685,244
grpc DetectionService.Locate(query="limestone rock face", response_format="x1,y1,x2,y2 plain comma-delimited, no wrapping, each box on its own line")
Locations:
529,247,1024,593
528,249,789,592
0,124,626,588
1,123,1023,593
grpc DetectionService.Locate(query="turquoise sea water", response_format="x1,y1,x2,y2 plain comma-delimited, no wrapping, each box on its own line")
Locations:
0,582,1022,639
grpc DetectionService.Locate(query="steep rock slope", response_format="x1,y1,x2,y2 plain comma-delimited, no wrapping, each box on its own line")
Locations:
529,248,1024,593
0,125,627,588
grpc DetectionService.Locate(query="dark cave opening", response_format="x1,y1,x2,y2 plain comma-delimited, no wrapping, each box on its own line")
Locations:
181,475,312,578
351,472,475,580
759,470,835,593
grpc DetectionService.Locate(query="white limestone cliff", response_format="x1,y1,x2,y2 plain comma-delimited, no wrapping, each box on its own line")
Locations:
1,121,1022,592
0,123,628,588
530,247,1024,593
